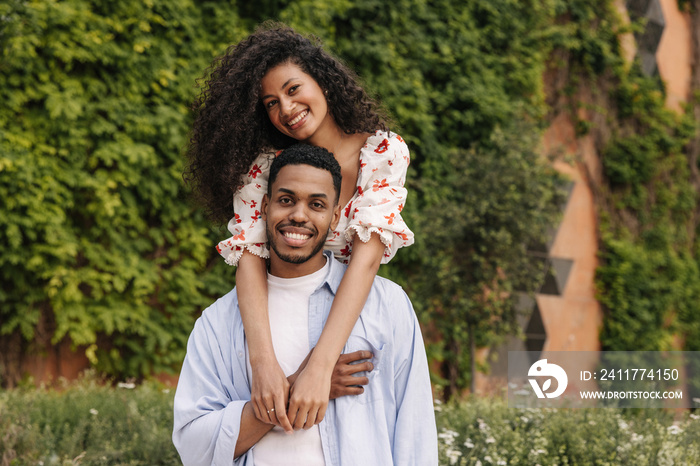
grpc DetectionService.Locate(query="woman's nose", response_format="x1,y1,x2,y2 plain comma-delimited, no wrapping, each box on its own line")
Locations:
279,96,295,117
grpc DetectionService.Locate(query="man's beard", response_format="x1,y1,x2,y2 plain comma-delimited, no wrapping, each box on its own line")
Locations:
266,222,327,264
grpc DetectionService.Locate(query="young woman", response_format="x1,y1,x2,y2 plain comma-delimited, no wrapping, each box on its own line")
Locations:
185,23,413,433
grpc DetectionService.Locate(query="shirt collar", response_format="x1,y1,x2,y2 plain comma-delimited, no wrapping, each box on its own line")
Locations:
317,250,345,296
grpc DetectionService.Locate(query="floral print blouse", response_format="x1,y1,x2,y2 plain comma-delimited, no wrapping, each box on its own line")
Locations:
216,130,414,266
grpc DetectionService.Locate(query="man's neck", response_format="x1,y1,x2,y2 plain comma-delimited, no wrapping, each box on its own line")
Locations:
268,252,327,279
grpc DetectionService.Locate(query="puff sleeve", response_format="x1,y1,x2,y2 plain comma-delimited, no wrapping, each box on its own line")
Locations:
216,151,275,266
344,132,414,263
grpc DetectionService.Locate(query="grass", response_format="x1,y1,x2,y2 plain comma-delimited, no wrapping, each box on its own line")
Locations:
1,375,699,465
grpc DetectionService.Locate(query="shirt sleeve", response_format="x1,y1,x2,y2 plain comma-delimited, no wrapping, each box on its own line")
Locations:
391,288,439,465
172,305,253,466
345,133,414,264
216,151,275,267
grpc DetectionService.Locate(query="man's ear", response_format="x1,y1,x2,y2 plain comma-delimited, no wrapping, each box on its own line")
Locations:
261,194,269,221
330,202,341,232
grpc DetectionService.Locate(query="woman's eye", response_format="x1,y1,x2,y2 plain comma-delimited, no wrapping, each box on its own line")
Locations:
288,85,300,94
265,99,277,109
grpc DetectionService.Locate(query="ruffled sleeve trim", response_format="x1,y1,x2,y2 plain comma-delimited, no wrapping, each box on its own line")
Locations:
344,130,415,264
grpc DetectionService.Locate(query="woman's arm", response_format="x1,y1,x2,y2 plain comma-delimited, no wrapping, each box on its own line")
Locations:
286,234,385,429
236,251,294,433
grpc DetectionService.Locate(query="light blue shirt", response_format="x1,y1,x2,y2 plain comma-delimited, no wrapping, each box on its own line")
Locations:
173,251,438,465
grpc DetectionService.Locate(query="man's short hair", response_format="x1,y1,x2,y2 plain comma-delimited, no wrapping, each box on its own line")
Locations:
268,144,342,203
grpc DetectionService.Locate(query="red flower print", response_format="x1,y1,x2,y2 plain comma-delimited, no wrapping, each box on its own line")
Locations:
248,165,262,179
388,160,393,166
275,150,283,157
372,179,389,192
357,186,364,196
235,213,241,224
216,245,222,253
375,139,389,154
378,198,390,205
254,243,264,248
233,230,245,241
385,213,395,225
340,245,351,256
252,210,261,221
250,200,257,208
396,232,409,241
398,203,404,212
345,202,353,218
396,135,404,142
360,161,367,169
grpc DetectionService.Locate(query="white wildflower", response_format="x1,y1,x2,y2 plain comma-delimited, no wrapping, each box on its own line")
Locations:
89,408,98,416
438,428,459,446
484,455,493,463
118,382,136,389
434,405,443,412
464,438,475,448
588,420,596,425
530,449,547,456
692,397,700,405
631,432,644,443
689,413,699,420
475,461,482,466
497,461,507,465
477,418,489,431
162,388,170,394
446,448,462,465
486,436,496,444
618,419,629,430
667,424,682,435
520,416,529,423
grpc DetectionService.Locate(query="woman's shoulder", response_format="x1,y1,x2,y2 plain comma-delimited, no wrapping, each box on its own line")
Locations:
359,130,410,169
362,130,408,149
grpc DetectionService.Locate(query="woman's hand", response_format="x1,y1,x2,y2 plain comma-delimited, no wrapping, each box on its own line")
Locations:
286,350,373,429
250,358,294,434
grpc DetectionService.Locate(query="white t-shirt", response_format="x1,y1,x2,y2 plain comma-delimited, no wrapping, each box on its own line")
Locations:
247,259,329,466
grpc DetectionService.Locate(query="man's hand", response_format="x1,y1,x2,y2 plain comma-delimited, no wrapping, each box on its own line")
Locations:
329,350,373,399
250,358,294,433
287,350,373,430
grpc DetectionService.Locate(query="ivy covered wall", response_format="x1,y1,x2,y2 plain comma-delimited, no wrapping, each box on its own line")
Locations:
2,0,699,397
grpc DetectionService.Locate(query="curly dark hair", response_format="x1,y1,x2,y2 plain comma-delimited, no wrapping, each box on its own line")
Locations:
184,22,388,224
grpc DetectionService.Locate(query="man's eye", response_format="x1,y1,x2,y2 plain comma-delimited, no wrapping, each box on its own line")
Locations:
312,202,324,209
279,197,292,204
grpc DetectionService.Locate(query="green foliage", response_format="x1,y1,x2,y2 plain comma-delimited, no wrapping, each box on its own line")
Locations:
0,0,240,379
435,397,700,465
2,380,699,465
0,376,178,465
405,126,566,394
567,13,700,353
0,0,574,391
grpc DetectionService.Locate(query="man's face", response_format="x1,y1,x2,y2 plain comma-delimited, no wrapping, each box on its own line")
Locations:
262,164,340,277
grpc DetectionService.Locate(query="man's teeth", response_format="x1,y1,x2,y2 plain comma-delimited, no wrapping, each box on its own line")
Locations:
287,110,308,126
284,232,310,240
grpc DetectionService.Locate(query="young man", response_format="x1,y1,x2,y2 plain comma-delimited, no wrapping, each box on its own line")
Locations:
173,144,438,465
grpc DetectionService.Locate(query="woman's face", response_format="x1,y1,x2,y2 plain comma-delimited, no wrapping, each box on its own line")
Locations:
260,62,337,144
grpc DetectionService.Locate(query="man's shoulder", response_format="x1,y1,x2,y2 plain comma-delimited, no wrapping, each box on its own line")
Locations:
196,287,240,331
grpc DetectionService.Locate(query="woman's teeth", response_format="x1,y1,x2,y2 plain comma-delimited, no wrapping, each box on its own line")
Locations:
287,110,308,126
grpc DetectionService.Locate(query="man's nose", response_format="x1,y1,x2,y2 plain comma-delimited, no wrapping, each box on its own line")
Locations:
289,203,309,222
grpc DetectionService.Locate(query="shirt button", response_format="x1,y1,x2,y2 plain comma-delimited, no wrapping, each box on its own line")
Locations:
238,351,244,358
